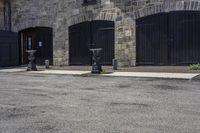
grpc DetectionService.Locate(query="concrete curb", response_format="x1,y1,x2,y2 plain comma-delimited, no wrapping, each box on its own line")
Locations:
0,68,26,73
28,70,90,75
101,72,199,80
192,74,200,80
0,68,199,80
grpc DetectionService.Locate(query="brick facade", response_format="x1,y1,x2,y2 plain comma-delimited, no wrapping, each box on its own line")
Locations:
1,0,200,66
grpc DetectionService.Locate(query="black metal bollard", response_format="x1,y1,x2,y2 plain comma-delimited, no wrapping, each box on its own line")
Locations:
26,50,37,71
90,48,103,74
45,60,50,69
113,59,118,70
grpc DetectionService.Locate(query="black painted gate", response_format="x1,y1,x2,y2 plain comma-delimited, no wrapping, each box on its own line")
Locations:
69,20,114,65
20,27,53,65
136,11,200,65
0,31,19,67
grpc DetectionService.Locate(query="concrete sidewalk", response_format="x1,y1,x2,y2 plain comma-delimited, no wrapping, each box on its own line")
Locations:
49,65,200,73
0,67,199,80
101,72,199,80
0,67,26,73
0,68,90,75
29,70,90,75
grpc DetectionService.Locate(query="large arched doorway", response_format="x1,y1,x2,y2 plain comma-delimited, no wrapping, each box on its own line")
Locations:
19,27,53,65
69,20,115,65
136,11,200,65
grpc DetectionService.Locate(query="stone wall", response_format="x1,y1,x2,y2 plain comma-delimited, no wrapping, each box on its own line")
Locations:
10,0,200,66
11,0,68,65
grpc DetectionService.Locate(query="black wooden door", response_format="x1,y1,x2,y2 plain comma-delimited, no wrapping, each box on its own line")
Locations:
35,27,53,65
169,11,200,65
0,31,19,67
136,11,200,65
21,27,53,65
92,20,114,65
69,20,114,65
69,22,91,65
136,13,168,65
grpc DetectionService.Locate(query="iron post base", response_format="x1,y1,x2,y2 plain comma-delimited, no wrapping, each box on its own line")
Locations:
91,63,102,74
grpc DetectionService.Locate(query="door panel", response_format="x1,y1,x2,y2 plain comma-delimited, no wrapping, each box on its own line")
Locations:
136,13,168,65
69,22,91,65
69,21,115,65
169,11,200,65
35,27,53,65
136,11,200,65
92,20,114,65
0,31,19,67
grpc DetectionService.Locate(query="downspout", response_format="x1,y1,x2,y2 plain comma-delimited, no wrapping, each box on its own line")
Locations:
3,0,11,31
8,0,11,31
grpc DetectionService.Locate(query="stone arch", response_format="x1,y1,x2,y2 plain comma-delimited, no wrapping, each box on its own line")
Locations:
13,20,53,33
134,0,200,19
68,9,135,66
134,0,200,66
19,26,53,33
69,11,116,26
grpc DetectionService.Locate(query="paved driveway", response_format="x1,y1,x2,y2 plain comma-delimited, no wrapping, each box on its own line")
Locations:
0,73,200,133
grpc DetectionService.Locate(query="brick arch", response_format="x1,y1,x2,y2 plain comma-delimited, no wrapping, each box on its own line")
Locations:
134,0,200,19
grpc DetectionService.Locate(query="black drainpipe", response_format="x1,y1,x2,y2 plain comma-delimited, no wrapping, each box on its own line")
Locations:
3,0,11,31
8,0,11,31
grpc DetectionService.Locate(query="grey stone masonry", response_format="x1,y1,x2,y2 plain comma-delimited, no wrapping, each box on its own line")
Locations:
10,0,200,66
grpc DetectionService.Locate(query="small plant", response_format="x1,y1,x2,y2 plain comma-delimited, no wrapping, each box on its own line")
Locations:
190,63,200,70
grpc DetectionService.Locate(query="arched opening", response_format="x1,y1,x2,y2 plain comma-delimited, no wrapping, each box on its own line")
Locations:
19,27,53,65
136,11,200,65
69,20,115,65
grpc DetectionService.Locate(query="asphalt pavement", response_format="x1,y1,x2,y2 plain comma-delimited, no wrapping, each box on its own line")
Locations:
0,72,200,133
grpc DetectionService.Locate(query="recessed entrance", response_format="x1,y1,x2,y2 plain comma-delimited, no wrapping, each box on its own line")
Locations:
69,20,114,65
20,27,53,65
136,11,200,65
